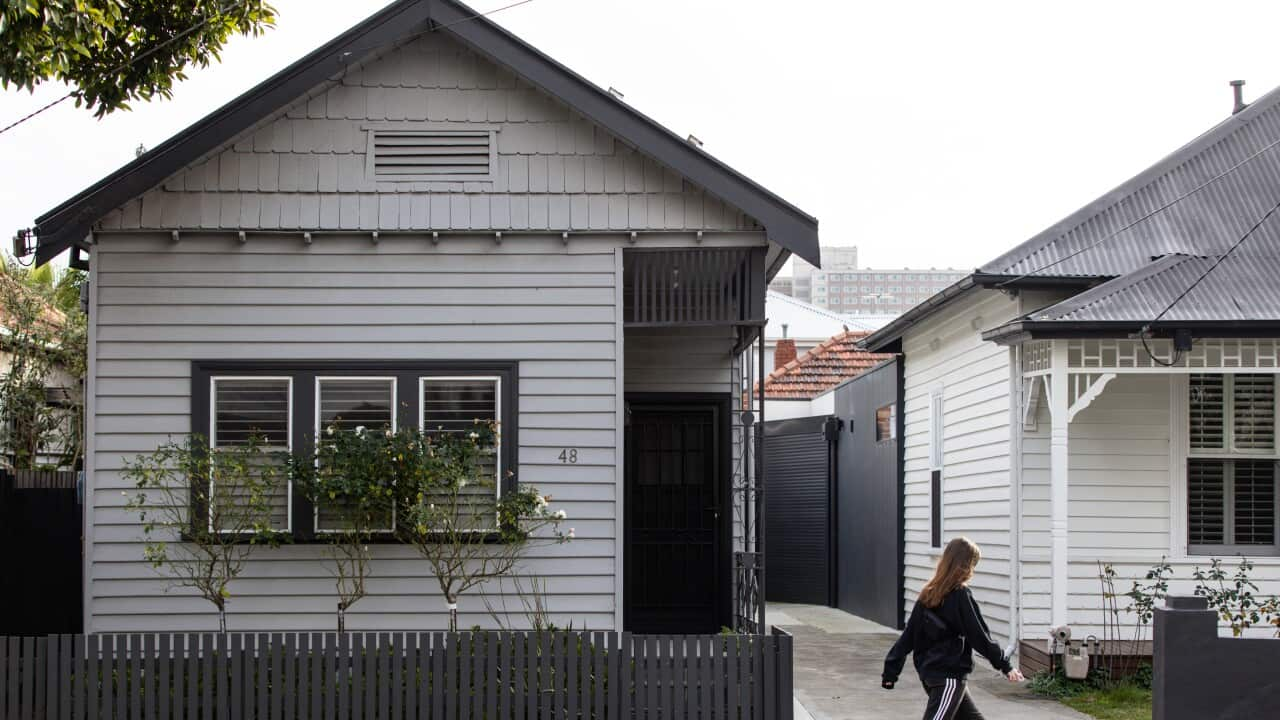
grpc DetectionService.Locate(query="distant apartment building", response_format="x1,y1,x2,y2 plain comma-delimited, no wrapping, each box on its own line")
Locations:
769,245,966,315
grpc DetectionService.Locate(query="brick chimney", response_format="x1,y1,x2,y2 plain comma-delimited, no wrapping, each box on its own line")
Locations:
774,339,797,369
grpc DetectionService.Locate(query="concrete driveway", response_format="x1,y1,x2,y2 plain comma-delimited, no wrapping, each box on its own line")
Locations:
769,603,1090,720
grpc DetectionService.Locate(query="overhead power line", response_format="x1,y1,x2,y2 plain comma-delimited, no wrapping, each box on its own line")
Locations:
998,130,1280,286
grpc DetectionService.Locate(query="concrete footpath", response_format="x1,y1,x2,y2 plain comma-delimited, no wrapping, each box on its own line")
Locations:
770,604,1089,720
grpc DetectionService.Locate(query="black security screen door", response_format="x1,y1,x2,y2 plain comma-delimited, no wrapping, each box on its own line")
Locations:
624,402,727,634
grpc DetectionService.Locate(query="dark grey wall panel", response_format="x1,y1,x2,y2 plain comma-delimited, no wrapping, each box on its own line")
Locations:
764,416,833,605
833,359,902,629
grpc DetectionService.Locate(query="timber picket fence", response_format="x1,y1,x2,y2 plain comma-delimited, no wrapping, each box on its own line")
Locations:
0,629,793,719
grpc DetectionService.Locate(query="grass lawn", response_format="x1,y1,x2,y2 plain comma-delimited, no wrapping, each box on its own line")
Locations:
1059,683,1152,720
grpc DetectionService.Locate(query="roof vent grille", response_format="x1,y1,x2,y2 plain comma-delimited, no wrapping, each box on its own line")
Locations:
368,129,495,181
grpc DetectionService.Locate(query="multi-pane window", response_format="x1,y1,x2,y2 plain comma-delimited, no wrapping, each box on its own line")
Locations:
875,403,896,442
210,377,292,531
195,362,515,541
1188,374,1278,553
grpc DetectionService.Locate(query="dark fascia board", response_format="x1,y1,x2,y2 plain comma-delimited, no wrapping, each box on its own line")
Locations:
858,275,980,352
982,319,1280,345
858,272,1101,352
33,0,819,267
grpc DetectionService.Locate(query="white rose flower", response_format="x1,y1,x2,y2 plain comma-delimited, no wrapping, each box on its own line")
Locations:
554,509,567,520
468,431,479,439
355,425,366,436
326,426,335,436
385,429,393,438
566,527,576,539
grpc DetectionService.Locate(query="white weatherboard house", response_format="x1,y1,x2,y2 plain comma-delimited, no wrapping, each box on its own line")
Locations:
862,85,1280,651
26,0,818,634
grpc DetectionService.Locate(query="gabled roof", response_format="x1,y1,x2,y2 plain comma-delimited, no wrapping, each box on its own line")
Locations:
864,83,1280,351
760,330,893,400
32,0,818,266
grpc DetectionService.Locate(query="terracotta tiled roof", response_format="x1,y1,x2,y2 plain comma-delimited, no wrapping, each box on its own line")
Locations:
759,330,894,400
0,273,64,332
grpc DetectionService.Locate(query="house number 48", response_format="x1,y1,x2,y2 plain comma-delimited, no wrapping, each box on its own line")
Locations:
558,449,579,463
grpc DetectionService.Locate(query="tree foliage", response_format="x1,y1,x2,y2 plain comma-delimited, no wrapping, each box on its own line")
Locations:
0,1,277,117
0,256,85,469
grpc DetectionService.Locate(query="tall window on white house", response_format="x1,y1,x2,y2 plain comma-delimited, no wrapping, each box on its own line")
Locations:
929,390,945,549
1188,374,1278,554
210,377,292,531
314,378,396,532
421,377,501,530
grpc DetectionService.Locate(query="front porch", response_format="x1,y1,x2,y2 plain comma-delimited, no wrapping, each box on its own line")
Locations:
620,246,774,634
1017,337,1280,634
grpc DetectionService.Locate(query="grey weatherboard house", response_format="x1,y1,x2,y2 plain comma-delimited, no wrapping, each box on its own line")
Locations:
27,0,819,635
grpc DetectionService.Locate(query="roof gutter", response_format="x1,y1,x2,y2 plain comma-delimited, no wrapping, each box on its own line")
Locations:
858,273,1102,352
982,319,1280,345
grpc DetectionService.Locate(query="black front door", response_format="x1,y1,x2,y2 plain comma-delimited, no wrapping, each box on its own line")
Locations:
624,401,726,634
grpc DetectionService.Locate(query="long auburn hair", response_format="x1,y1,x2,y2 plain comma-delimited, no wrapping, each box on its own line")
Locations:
919,537,981,608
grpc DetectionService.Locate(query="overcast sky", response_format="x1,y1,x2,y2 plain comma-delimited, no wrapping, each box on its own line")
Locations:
4,0,1280,273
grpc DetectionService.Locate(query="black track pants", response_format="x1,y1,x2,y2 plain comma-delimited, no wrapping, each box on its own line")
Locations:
921,678,985,720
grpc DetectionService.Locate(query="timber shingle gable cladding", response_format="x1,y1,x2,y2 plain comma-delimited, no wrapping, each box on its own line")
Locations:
95,34,758,236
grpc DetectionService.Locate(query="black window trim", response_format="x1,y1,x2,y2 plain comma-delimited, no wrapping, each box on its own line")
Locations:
192,360,519,543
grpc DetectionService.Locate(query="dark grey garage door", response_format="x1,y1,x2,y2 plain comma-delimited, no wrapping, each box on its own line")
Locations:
763,415,835,605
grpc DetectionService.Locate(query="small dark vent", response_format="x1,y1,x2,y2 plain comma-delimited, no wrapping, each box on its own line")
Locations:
370,130,494,180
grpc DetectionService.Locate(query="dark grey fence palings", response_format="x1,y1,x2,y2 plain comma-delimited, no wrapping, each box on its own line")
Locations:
0,630,792,720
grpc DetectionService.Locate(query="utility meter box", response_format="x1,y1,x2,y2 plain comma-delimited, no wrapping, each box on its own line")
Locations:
1063,640,1090,680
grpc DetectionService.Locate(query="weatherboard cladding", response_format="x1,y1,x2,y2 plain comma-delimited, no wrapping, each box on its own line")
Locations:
95,32,754,237
981,84,1280,280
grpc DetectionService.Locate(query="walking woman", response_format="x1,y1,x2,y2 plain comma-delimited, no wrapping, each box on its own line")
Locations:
881,537,1024,719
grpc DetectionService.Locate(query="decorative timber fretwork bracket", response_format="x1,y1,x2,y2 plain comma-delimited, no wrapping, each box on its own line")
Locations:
1022,371,1116,430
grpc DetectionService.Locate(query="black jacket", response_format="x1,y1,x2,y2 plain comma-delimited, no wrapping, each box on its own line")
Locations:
882,586,1012,684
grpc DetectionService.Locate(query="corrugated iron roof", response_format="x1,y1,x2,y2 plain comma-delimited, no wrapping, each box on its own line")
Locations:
983,233,1280,339
760,330,893,400
981,85,1280,279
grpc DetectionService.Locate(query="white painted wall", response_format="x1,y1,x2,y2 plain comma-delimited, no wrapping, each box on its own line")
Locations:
899,288,1022,643
1020,371,1280,640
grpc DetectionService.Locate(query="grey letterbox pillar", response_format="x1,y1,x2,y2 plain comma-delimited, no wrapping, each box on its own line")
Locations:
1154,595,1280,720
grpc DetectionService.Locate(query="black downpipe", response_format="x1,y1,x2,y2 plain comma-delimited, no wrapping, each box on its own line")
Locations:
895,356,907,629
756,328,767,633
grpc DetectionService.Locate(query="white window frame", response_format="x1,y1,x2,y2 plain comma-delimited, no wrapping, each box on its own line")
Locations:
929,388,945,549
313,376,399,534
1182,373,1280,556
419,376,504,532
209,376,294,534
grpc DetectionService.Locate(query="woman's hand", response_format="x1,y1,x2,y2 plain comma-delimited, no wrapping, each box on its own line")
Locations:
1006,669,1025,682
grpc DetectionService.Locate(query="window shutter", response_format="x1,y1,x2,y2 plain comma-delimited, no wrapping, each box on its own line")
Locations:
1189,374,1225,450
1187,459,1226,546
1232,374,1275,451
211,378,292,531
214,379,290,447
422,378,502,530
315,378,395,532
1232,460,1276,546
371,131,493,180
